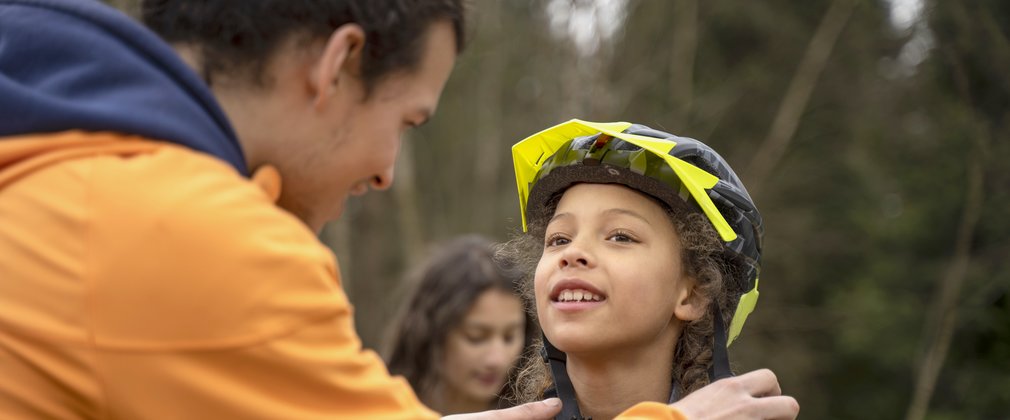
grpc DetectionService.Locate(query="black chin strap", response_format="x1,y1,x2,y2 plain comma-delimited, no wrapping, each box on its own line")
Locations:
542,305,733,419
709,304,734,381
542,335,584,420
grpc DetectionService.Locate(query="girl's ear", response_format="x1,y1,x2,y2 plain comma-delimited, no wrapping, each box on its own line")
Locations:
674,276,708,321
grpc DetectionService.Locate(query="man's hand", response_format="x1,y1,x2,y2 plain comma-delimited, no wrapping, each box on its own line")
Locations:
672,369,800,419
442,398,562,420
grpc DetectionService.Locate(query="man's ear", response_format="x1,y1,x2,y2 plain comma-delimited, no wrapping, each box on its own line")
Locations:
674,276,708,322
310,24,366,109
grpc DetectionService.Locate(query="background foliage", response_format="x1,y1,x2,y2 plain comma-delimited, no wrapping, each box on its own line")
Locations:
110,0,1010,418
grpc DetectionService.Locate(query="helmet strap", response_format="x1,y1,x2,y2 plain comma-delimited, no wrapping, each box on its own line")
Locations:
708,304,734,381
541,334,584,420
541,332,683,418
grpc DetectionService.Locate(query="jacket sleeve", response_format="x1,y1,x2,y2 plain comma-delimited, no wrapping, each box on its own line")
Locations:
83,149,439,419
94,306,439,419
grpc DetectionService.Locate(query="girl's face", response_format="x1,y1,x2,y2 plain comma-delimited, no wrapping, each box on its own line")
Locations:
441,289,525,405
534,183,701,355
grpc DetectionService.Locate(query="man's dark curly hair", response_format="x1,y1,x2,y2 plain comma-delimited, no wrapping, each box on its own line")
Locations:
142,0,466,91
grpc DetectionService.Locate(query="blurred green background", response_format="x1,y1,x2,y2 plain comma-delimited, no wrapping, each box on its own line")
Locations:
111,0,1010,418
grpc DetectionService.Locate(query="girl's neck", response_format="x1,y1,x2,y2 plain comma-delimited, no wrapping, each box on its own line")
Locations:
564,333,679,419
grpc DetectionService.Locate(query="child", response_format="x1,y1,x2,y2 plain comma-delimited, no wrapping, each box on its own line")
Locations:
502,120,763,419
384,235,536,414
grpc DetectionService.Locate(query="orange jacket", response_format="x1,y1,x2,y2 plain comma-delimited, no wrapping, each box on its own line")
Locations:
0,131,438,419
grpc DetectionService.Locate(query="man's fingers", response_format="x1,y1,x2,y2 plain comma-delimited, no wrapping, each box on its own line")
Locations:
670,369,798,420
734,368,782,397
442,398,562,420
756,395,800,420
496,398,563,420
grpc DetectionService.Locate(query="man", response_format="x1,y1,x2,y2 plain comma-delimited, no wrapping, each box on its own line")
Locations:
0,0,798,418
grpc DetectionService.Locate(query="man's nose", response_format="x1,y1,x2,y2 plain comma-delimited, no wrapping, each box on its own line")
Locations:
369,166,395,191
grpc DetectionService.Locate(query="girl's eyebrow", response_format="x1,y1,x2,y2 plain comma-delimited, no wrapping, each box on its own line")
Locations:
548,209,652,226
548,212,572,225
602,208,653,227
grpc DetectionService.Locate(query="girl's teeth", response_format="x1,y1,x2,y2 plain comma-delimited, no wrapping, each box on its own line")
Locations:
558,289,602,302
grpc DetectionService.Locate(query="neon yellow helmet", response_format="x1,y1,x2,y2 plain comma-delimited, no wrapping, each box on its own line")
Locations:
512,119,762,345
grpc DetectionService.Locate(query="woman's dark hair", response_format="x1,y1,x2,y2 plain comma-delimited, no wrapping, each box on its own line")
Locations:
383,235,537,409
498,188,746,403
142,0,466,90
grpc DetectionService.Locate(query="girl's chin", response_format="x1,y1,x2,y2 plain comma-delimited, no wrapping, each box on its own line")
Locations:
544,331,604,354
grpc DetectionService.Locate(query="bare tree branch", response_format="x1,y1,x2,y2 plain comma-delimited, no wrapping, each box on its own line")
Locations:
905,20,992,417
904,125,988,420
471,2,506,233
745,0,854,197
669,0,698,129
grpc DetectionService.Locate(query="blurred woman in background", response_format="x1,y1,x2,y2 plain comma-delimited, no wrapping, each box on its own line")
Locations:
384,235,535,415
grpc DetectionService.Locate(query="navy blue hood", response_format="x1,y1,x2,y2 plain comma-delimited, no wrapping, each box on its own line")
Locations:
0,0,247,175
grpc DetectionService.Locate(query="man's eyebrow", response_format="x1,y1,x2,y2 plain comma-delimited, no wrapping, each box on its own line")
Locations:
602,208,653,227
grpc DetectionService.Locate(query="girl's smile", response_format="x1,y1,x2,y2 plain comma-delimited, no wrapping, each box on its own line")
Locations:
549,278,608,312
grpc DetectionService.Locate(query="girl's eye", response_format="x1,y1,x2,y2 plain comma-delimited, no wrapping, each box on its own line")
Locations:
608,230,638,243
545,233,570,247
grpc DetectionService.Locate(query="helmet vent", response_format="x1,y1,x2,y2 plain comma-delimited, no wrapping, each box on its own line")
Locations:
590,134,613,152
